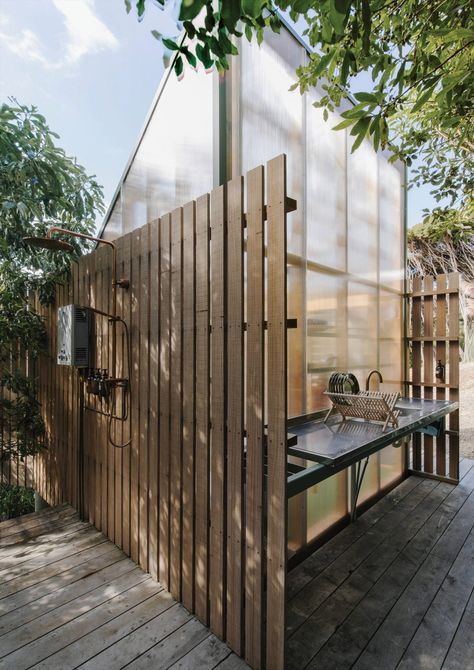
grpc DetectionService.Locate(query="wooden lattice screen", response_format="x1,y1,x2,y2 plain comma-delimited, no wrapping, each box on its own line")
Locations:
405,273,460,482
1,155,291,670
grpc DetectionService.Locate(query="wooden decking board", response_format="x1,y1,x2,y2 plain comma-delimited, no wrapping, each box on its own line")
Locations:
0,525,105,575
0,533,107,598
0,503,71,535
0,519,89,561
287,476,423,601
442,588,474,670
167,634,231,669
287,477,438,636
0,508,245,670
397,526,474,670
30,587,173,670
125,619,211,670
286,478,457,667
351,485,474,669
287,460,474,670
0,512,80,547
0,553,133,636
76,603,191,670
0,573,154,669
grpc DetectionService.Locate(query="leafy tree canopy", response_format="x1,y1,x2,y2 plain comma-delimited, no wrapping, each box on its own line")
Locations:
0,101,104,459
126,0,473,208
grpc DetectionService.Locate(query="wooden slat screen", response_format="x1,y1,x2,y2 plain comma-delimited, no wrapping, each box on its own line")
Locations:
406,272,460,482
1,155,291,670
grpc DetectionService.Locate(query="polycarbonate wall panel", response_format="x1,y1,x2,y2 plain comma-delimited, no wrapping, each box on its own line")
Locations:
104,65,214,239
306,101,347,272
347,138,378,282
238,28,405,555
240,31,306,417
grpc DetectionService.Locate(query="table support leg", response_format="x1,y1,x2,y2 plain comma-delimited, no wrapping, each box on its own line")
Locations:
350,457,369,521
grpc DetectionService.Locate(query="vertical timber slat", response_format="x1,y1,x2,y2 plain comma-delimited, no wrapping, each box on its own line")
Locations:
210,185,227,639
266,154,288,670
226,177,244,655
423,276,434,473
170,207,183,599
182,202,196,611
159,214,171,589
195,194,210,624
448,272,459,479
245,165,265,670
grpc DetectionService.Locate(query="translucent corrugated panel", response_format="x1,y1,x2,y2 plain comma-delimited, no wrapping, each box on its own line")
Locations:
347,138,378,283
379,157,404,291
306,99,347,272
120,64,214,235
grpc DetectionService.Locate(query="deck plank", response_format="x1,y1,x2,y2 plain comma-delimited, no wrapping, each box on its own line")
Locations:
0,507,245,670
442,588,474,670
286,461,474,670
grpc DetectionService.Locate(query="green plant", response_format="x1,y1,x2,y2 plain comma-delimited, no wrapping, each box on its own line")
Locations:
0,483,35,520
0,101,104,461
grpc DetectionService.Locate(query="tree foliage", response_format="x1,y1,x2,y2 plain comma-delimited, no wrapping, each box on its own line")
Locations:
408,200,474,361
0,102,104,460
126,0,473,206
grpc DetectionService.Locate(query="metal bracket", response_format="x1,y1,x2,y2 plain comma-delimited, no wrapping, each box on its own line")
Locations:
350,457,369,521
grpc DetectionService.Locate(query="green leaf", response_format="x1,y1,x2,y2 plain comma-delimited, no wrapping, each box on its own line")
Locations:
361,0,371,54
219,31,239,56
182,48,197,68
245,24,253,42
411,85,436,113
150,30,162,41
242,0,265,19
354,91,378,103
179,0,206,21
124,0,132,14
350,116,370,152
162,38,179,51
136,0,145,19
329,0,347,35
332,118,355,130
221,0,242,32
174,55,184,78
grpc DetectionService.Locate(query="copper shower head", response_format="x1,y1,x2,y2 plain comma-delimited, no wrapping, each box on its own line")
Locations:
23,236,75,252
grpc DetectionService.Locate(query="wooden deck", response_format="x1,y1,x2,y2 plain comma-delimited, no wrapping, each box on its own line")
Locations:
286,457,474,670
0,506,248,670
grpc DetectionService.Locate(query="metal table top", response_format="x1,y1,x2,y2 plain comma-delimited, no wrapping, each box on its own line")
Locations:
288,397,458,468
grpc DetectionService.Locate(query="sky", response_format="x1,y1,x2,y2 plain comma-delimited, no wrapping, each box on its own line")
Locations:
0,0,438,230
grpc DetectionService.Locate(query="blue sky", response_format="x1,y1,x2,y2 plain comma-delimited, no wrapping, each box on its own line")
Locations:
0,0,437,229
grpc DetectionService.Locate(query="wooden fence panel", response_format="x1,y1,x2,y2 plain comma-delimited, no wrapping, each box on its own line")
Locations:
8,156,292,670
406,272,460,483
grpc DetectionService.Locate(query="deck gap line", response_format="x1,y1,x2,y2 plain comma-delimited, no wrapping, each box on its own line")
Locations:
439,583,474,669
72,601,188,670
287,479,444,637
0,537,111,584
343,480,474,668
287,476,429,603
0,539,117,599
119,628,213,670
40,590,175,670
0,571,152,659
0,555,137,630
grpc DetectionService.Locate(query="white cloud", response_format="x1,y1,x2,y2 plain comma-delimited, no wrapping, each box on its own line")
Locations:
0,0,118,70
